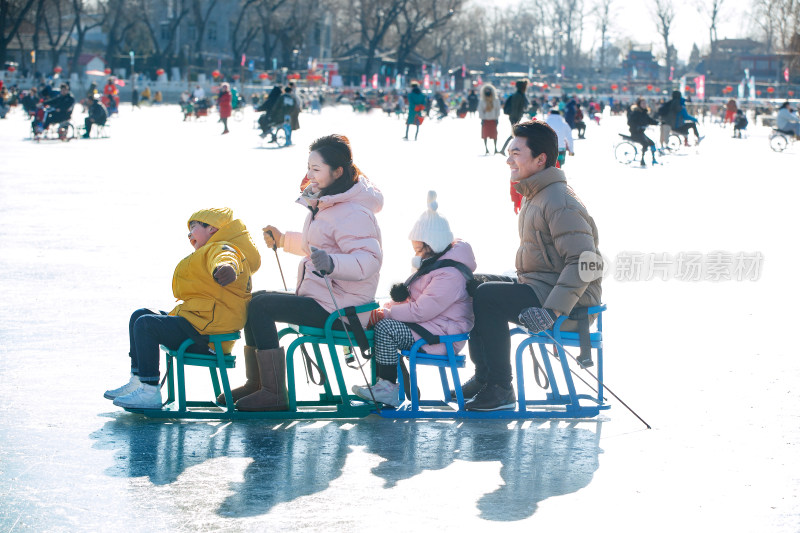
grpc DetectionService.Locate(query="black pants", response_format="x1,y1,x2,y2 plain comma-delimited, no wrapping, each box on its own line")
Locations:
244,291,336,349
84,117,105,135
468,280,542,386
629,129,655,150
674,123,699,138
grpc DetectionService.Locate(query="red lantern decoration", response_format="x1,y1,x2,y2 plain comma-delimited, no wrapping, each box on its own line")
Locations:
53,66,62,73
724,85,733,93
554,83,561,89
756,89,762,95
104,67,111,75
576,83,583,90
211,69,221,78
542,83,549,90
7,65,15,72
611,83,618,90
647,84,653,91
767,86,775,93
258,72,269,80
591,85,597,91
622,86,628,92
156,68,165,76
790,90,795,96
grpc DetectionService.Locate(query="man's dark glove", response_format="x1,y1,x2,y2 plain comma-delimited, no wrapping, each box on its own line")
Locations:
213,264,237,286
518,307,557,333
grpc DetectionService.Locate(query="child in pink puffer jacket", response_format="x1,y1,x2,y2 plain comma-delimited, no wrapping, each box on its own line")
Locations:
352,191,476,407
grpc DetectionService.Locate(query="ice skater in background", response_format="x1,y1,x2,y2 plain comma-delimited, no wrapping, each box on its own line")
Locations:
352,191,476,407
478,83,502,154
404,82,426,141
217,82,232,135
104,208,261,409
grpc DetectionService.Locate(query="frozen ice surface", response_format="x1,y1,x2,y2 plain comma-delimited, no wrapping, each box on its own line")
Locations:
0,102,798,532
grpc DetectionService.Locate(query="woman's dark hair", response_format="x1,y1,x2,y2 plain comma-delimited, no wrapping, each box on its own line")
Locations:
309,134,363,197
511,120,558,169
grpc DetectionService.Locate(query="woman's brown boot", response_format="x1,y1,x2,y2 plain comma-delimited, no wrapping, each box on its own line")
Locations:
217,346,260,405
235,347,289,411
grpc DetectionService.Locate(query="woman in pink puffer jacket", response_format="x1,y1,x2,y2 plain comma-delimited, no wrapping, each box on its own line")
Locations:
352,191,476,407
228,134,384,412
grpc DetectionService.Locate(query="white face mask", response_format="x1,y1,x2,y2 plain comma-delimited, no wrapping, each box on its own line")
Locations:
411,255,423,270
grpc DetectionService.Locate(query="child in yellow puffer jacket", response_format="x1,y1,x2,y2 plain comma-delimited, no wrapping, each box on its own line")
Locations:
104,207,261,410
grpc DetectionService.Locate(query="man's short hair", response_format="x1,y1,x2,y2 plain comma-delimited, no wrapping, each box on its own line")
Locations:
512,120,558,169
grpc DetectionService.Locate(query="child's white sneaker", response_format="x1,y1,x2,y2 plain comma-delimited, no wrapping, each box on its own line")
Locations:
104,374,141,400
113,383,163,409
351,378,401,407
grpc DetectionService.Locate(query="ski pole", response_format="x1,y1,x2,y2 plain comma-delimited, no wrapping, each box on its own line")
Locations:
541,345,606,401
541,330,651,430
265,229,288,291
310,247,381,413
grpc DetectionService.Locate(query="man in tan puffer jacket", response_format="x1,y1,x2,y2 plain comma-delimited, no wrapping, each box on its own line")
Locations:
465,120,602,411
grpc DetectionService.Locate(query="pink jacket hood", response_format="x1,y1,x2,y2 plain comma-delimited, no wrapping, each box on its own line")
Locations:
284,176,383,321
384,239,476,354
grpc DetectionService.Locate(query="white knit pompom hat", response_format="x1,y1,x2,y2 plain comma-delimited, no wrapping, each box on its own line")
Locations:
407,191,453,253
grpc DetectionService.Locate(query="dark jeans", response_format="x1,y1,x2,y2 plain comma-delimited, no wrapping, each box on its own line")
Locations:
468,281,541,386
244,291,335,349
128,308,210,384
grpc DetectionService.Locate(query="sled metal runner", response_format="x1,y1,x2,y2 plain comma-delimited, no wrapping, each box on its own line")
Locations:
126,304,609,421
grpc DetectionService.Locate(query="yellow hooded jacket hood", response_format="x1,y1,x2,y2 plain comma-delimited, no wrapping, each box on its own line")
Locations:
170,214,261,352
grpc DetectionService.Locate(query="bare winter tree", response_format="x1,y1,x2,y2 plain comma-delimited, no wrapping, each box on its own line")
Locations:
255,0,289,71
229,0,259,70
41,0,77,71
354,0,407,77
751,0,778,52
560,0,584,73
69,0,108,76
594,0,613,74
275,0,319,68
0,0,37,65
139,0,191,71
652,0,675,83
423,5,486,72
189,0,220,66
103,0,137,71
392,0,462,74
695,0,724,54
